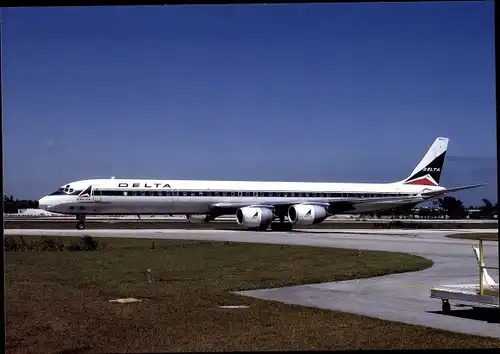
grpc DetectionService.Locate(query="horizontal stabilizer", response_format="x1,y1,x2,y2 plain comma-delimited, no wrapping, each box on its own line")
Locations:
421,183,487,198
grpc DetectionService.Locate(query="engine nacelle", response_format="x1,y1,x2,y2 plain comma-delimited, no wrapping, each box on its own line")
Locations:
236,207,274,230
288,204,328,226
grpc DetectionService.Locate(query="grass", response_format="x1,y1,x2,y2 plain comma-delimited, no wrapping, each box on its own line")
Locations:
446,232,499,241
5,236,500,352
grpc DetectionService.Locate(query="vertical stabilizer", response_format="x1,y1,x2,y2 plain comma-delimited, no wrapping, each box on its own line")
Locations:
400,137,449,186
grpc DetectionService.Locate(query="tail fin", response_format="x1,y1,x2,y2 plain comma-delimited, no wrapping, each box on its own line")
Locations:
400,137,449,186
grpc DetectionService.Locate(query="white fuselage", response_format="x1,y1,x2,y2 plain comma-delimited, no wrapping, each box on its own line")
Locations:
38,178,444,216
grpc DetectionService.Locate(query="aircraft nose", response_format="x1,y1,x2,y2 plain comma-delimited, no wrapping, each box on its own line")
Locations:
38,196,51,210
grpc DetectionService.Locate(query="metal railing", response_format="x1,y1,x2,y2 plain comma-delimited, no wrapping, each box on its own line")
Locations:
477,239,499,296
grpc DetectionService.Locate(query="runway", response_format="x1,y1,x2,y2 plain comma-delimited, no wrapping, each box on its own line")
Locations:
5,228,499,338
4,218,498,230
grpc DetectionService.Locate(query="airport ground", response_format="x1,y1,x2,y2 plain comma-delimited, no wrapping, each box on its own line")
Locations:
3,216,498,230
4,221,500,352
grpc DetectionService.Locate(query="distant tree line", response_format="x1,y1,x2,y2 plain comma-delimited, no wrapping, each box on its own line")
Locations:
467,198,498,219
2,194,499,220
3,196,39,214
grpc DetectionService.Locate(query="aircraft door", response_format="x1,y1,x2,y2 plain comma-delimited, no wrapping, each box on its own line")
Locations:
91,185,102,202
171,188,179,202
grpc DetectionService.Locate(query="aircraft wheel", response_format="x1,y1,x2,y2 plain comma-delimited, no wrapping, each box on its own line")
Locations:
76,222,86,230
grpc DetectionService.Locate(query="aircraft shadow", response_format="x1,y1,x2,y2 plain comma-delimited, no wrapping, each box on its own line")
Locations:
217,226,416,235
427,306,500,324
218,224,296,232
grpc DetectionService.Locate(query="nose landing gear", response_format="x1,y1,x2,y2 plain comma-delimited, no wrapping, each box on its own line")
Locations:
76,215,86,230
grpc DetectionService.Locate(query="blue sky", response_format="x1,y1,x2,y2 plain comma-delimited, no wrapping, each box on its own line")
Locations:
2,2,496,205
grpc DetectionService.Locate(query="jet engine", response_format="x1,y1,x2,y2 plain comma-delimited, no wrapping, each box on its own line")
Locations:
236,206,274,230
288,204,328,226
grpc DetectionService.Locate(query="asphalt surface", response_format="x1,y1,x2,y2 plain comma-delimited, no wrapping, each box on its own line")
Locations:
5,227,499,338
3,218,498,230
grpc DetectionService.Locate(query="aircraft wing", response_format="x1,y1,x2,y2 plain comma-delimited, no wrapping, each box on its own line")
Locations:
210,185,486,214
210,195,423,213
421,183,487,199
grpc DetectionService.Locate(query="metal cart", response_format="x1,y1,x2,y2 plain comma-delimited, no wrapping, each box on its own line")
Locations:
430,238,499,314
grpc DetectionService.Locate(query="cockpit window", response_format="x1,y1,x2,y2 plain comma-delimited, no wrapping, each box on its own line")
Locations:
49,186,82,196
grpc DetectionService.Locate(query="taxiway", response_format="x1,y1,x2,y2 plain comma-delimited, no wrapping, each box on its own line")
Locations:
4,228,499,338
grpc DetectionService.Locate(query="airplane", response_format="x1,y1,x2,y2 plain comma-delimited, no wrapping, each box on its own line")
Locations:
38,137,485,231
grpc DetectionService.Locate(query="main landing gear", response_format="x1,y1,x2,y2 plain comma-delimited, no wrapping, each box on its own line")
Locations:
76,215,86,230
270,214,293,231
441,299,451,314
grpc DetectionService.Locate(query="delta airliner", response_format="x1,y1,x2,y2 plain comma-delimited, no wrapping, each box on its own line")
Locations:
38,137,485,230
